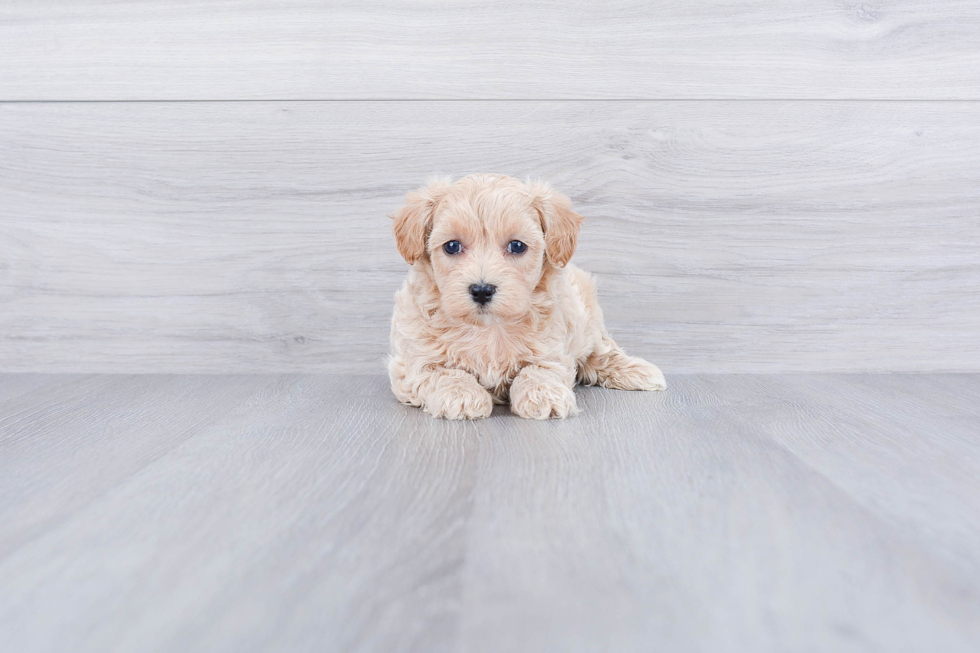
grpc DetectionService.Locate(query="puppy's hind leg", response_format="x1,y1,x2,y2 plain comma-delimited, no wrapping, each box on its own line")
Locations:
578,337,666,392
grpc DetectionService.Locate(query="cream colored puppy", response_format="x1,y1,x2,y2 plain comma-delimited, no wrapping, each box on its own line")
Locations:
388,174,666,420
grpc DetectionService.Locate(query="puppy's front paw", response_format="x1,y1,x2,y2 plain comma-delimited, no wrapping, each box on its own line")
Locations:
510,368,579,420
425,375,493,420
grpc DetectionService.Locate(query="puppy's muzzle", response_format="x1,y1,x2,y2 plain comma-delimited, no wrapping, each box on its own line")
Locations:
469,283,496,306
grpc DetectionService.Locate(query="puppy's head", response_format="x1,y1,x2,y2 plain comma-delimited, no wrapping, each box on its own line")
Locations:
391,174,583,323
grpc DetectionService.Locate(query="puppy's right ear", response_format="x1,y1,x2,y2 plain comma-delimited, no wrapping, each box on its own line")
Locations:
390,177,453,264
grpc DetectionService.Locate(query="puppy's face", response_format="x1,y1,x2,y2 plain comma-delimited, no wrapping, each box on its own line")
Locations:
392,175,583,324
427,191,544,322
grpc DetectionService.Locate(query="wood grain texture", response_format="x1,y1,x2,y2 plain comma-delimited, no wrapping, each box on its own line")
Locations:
0,373,83,403
2,1,980,100
0,375,274,559
2,101,979,373
0,374,978,652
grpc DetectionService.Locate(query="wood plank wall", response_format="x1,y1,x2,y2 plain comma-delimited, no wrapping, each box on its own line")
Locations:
1,1,979,372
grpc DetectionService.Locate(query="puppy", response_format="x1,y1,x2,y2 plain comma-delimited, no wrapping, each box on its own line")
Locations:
388,174,666,420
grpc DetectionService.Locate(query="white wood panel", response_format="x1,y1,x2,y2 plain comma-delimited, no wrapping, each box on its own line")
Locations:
1,101,979,373
1,374,979,651
2,1,980,100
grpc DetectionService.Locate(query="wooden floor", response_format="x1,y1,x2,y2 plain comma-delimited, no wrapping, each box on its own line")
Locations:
1,374,978,652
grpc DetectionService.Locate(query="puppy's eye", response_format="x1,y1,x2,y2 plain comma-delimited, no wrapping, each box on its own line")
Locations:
443,240,462,255
506,240,527,255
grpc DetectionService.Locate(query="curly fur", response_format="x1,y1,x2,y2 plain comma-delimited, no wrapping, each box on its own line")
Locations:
388,174,665,420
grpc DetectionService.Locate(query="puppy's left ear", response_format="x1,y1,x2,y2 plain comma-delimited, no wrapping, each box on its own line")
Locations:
390,177,453,264
528,182,584,268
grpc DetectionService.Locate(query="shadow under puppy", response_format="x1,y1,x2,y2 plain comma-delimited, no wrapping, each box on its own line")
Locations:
388,174,665,420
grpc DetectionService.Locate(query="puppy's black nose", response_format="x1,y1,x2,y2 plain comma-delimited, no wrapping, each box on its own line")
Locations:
469,283,496,305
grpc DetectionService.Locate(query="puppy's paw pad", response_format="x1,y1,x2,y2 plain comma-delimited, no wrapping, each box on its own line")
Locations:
427,378,493,420
510,380,579,420
604,357,667,392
